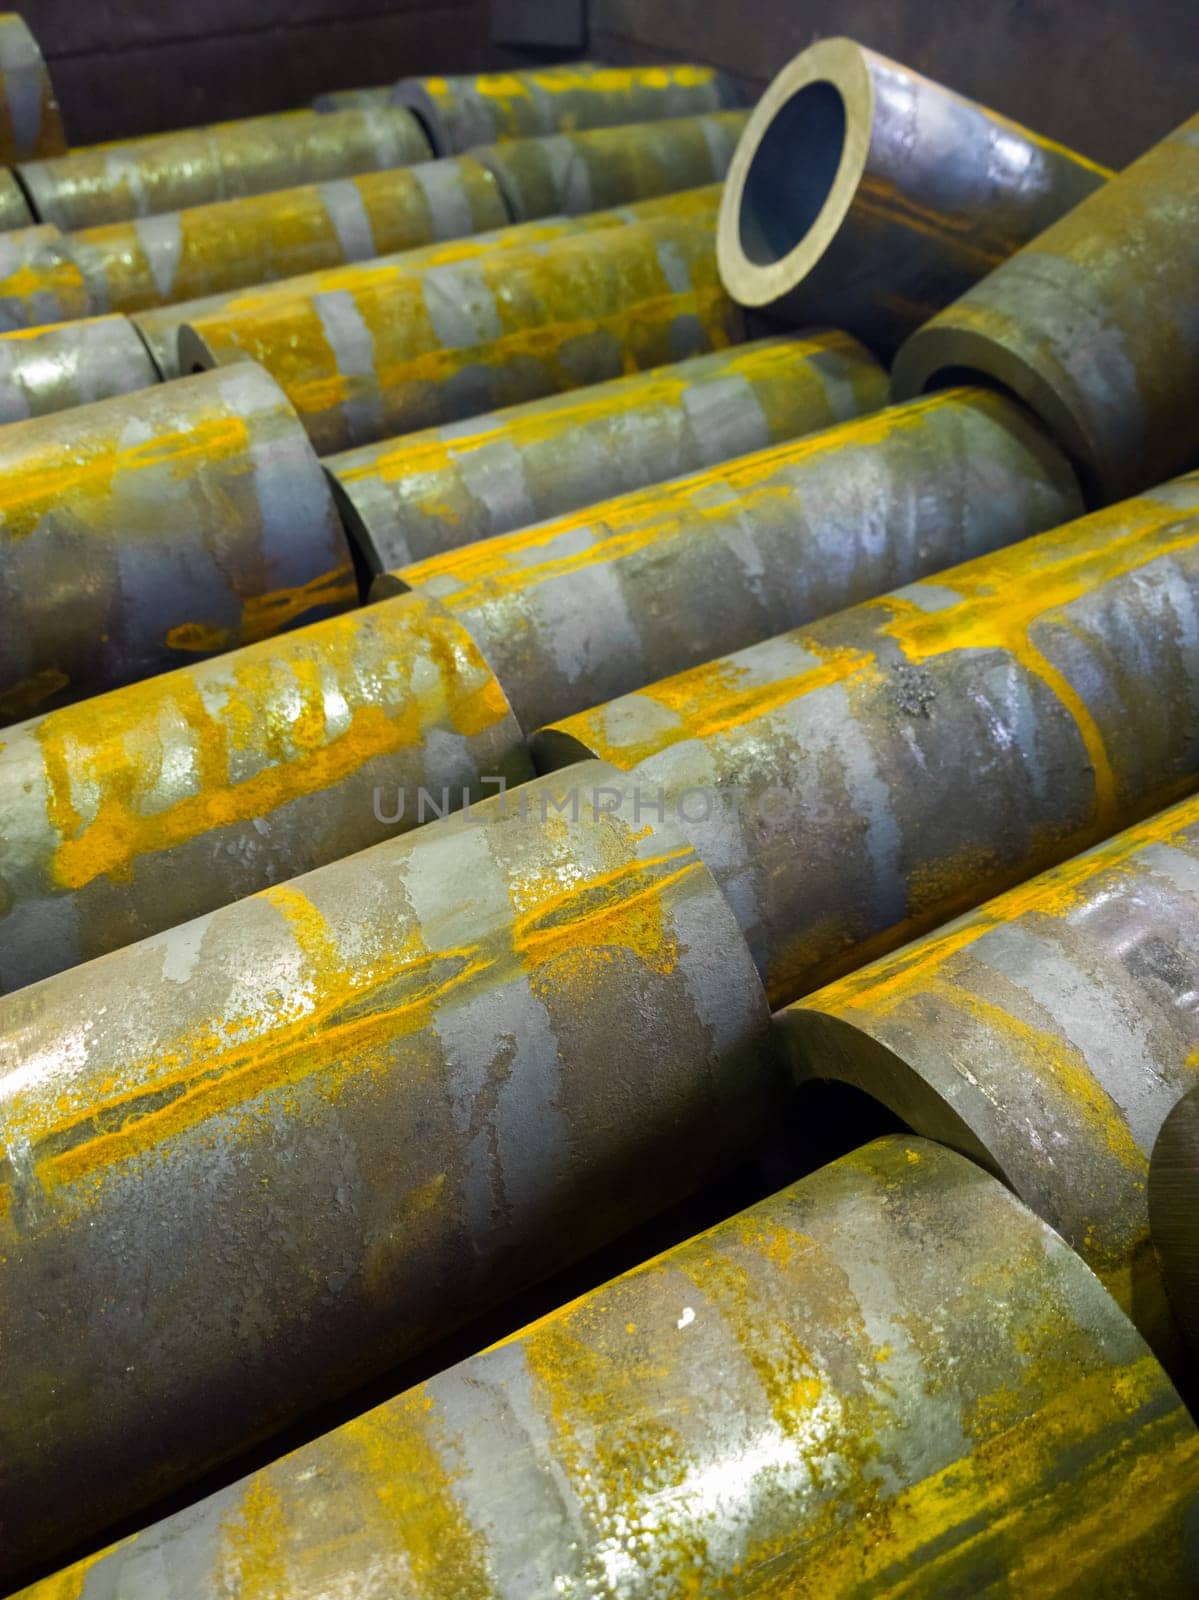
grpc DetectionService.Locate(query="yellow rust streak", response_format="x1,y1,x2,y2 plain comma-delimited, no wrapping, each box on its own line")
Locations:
21,853,684,1194
0,410,252,543
401,393,956,605
38,600,507,893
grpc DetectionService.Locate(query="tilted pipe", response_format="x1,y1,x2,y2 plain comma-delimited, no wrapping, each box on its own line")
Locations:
327,331,889,574
783,792,1199,1370
536,474,1199,1008
0,313,158,423
181,187,742,454
0,363,355,722
394,60,744,155
716,36,1109,355
893,111,1199,504
391,388,1081,734
16,104,432,230
15,1138,1199,1598
0,761,780,1581
0,223,90,331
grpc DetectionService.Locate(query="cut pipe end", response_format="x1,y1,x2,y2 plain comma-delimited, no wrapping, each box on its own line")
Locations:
717,37,872,317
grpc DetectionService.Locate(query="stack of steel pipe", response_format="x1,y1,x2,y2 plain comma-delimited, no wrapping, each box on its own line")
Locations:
5,23,1199,1598
13,1138,1199,1597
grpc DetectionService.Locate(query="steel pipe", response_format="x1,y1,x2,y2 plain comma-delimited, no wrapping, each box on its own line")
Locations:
0,13,65,163
69,154,510,314
0,760,779,1580
328,331,888,574
893,112,1199,504
135,191,698,380
717,37,1109,355
472,109,748,219
17,105,431,232
0,313,158,423
0,592,533,990
0,363,355,722
784,793,1199,1369
182,187,740,455
0,164,31,227
17,1137,1199,1599
393,388,1081,735
1151,1087,1199,1369
536,474,1199,1008
313,86,395,114
395,61,743,155
0,223,91,331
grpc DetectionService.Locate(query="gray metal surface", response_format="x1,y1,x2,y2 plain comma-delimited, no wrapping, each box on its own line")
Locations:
0,760,779,1583
0,222,91,331
16,1137,1199,1598
537,473,1199,1011
327,331,888,573
0,362,355,721
0,313,158,424
397,388,1081,735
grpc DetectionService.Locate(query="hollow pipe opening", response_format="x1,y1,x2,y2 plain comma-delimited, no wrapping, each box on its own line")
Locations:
737,80,846,269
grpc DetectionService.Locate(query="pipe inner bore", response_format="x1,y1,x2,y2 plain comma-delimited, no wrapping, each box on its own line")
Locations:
738,80,846,267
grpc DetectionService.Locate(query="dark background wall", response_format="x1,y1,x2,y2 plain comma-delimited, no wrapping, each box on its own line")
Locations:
590,0,1199,169
14,0,1199,163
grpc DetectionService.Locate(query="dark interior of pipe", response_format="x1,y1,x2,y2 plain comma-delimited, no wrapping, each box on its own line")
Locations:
738,78,846,267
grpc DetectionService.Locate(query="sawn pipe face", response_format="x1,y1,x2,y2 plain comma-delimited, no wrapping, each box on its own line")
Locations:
394,61,743,155
0,362,355,722
893,111,1199,505
0,313,158,424
0,761,779,1582
17,105,431,231
537,474,1199,1009
327,331,889,574
399,387,1082,734
785,792,1199,1370
471,109,749,220
0,592,533,991
716,36,1108,355
181,188,743,455
17,1138,1199,1598
1151,1086,1199,1368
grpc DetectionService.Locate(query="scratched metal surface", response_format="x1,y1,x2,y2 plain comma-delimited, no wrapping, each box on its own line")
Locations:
398,388,1081,734
472,109,748,219
17,1138,1199,1598
785,793,1199,1371
0,760,780,1582
894,112,1199,504
0,313,158,423
0,591,534,991
17,105,431,231
718,38,1109,355
328,331,888,573
395,61,744,155
537,473,1199,1011
0,362,355,722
